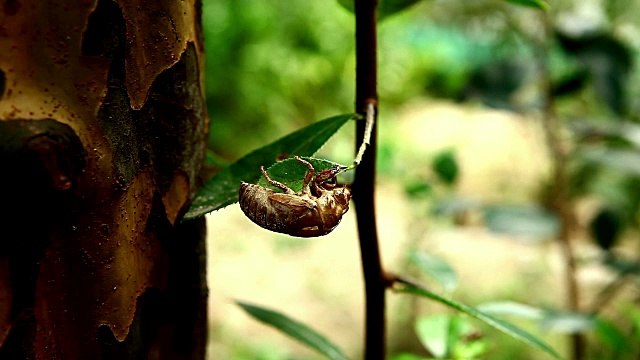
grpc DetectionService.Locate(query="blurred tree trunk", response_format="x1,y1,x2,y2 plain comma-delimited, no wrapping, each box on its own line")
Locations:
0,0,208,359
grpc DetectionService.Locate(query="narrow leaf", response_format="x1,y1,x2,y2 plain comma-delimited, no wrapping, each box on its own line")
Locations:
504,0,549,10
409,251,458,292
184,114,354,220
236,301,349,360
477,301,545,320
397,286,563,359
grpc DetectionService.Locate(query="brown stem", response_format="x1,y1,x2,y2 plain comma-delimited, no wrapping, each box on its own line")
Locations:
538,14,583,360
354,1,386,359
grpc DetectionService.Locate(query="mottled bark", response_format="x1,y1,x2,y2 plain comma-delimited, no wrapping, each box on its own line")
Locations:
0,0,208,358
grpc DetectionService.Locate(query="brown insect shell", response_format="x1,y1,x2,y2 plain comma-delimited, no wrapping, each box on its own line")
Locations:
238,181,351,237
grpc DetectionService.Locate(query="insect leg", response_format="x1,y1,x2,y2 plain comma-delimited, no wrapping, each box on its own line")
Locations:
314,165,343,185
261,166,295,194
295,156,315,195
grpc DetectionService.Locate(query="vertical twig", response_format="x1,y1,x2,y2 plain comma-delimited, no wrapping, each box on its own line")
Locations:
537,13,584,360
354,103,375,166
354,0,386,359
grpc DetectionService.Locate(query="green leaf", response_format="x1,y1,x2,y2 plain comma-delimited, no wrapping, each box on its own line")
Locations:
556,33,631,116
603,255,640,276
552,70,589,98
477,301,545,320
336,0,354,13
483,205,560,240
416,314,490,359
540,310,595,334
379,0,423,19
404,179,432,198
432,149,459,185
590,207,623,250
336,0,423,20
397,285,563,360
594,318,628,351
432,196,481,217
236,301,349,360
184,114,354,220
624,304,640,337
578,148,640,176
389,354,428,360
259,157,347,193
453,338,491,359
415,315,451,358
409,251,458,292
504,0,549,10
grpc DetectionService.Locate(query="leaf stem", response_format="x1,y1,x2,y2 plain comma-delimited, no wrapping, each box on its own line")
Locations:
354,0,386,359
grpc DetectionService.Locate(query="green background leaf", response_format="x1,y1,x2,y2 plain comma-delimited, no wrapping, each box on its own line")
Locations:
539,311,595,334
415,314,450,358
590,207,623,250
483,205,560,240
578,148,640,176
409,251,458,292
431,149,459,185
504,0,549,10
389,354,428,360
336,0,424,20
594,319,628,351
236,301,349,360
184,114,354,220
556,32,631,116
397,285,563,359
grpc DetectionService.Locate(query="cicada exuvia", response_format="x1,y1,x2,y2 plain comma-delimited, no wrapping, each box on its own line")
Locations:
239,156,351,237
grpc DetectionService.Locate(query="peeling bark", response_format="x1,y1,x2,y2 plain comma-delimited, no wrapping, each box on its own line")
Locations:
0,0,208,358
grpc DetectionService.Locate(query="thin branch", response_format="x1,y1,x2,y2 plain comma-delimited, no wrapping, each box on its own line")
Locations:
354,0,386,359
537,12,583,360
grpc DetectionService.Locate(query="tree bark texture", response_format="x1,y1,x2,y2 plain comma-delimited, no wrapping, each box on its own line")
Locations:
0,0,208,359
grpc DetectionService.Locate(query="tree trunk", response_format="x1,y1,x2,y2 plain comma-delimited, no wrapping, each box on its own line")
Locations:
0,0,208,359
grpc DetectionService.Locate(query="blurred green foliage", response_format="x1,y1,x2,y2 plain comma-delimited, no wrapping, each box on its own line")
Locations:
202,0,640,157
414,314,490,359
201,0,540,159
202,0,354,157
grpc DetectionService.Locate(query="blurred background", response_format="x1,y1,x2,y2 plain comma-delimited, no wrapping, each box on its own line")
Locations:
203,0,640,359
